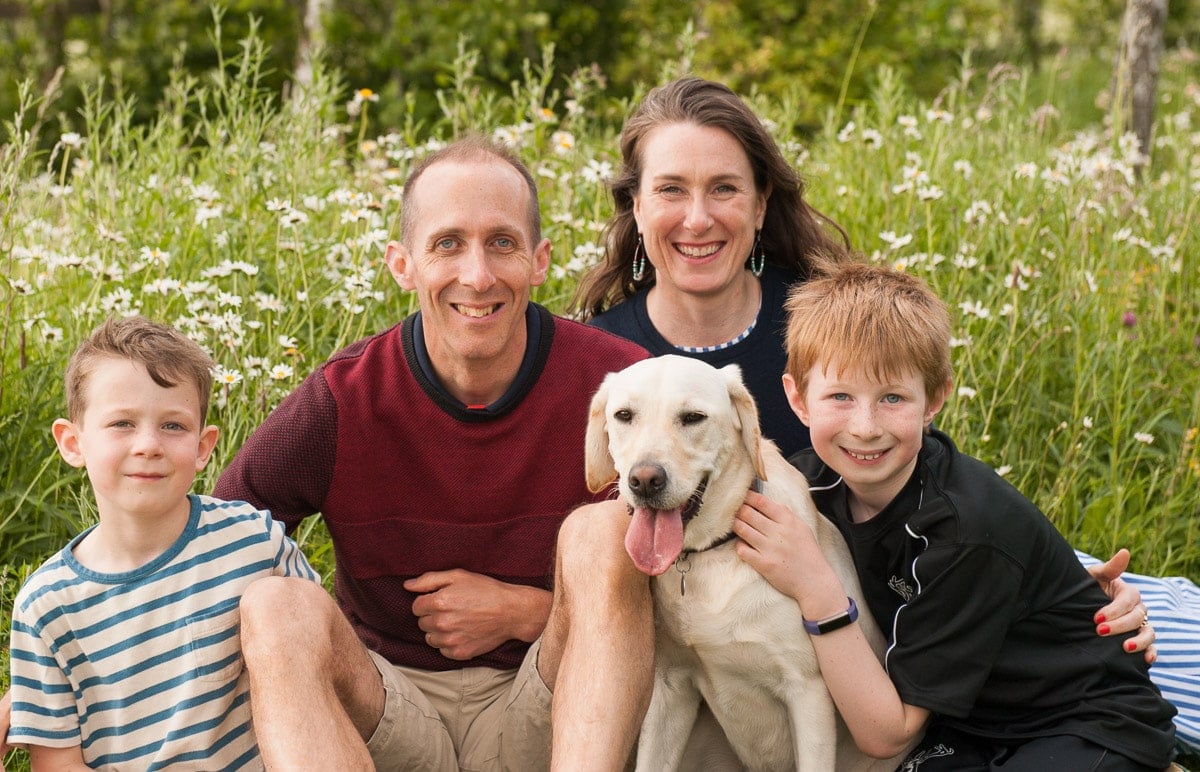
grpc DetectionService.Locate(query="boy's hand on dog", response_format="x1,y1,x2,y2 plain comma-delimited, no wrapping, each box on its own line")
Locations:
734,491,846,620
1087,548,1157,665
406,570,552,660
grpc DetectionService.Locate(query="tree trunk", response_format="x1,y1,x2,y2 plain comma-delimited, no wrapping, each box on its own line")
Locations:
1114,0,1167,175
1016,0,1043,72
295,0,331,88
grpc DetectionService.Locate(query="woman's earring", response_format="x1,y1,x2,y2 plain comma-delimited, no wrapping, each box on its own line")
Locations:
632,235,647,282
749,231,765,277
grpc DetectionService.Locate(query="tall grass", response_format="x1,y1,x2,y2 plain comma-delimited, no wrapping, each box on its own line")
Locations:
1,26,1198,770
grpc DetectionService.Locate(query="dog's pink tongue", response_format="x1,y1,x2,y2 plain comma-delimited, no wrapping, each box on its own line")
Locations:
625,506,685,576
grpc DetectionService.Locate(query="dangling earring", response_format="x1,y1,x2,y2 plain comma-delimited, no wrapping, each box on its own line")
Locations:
749,231,765,277
632,235,647,282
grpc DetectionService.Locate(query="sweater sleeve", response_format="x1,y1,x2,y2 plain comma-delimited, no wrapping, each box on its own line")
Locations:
214,369,338,534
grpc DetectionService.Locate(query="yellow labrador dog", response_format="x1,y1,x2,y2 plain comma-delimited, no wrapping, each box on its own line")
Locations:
586,356,904,772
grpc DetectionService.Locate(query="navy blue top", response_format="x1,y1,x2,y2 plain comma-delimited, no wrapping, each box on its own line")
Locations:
590,265,810,457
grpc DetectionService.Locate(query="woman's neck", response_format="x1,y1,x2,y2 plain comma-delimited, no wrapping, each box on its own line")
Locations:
645,270,762,349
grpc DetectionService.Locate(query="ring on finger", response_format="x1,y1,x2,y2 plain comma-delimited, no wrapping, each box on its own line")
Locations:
1139,609,1150,627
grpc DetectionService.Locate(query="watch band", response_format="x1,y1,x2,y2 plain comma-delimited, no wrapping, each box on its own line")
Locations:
802,597,859,635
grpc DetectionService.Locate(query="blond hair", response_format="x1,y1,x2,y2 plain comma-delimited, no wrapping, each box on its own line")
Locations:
64,316,215,423
785,263,952,402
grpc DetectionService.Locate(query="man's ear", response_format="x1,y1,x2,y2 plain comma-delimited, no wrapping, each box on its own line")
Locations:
385,241,416,291
530,238,552,287
782,373,811,427
52,418,86,468
926,377,953,427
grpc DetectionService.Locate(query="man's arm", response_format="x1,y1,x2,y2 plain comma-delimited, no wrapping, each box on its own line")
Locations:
406,570,552,660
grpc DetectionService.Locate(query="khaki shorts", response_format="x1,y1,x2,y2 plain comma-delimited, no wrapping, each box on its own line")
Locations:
365,640,552,772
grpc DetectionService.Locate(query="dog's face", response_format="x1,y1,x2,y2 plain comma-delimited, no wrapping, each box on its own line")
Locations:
586,355,765,576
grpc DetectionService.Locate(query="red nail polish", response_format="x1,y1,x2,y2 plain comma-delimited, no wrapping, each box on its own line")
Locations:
1125,641,1137,652
1098,624,1110,635
1094,613,1106,624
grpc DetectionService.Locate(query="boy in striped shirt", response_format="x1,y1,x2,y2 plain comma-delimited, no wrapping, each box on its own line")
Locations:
7,316,318,770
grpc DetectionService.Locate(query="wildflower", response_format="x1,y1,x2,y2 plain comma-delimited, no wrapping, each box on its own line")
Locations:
97,225,127,244
953,159,974,179
1186,427,1198,443
347,87,379,117
535,107,556,122
8,278,33,295
917,185,944,201
580,159,614,185
860,128,883,148
212,365,244,386
963,200,993,224
266,198,291,212
195,204,224,225
836,121,857,143
269,363,294,381
1134,432,1154,445
1122,312,1137,327
282,209,309,227
1083,416,1093,429
925,109,953,124
551,131,575,155
957,387,977,399
189,182,221,204
1014,162,1039,179
958,300,991,319
995,465,1013,477
879,231,913,250
59,132,85,149
139,246,171,266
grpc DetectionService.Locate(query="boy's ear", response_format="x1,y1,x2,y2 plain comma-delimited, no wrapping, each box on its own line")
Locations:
195,425,219,471
782,373,811,427
925,377,954,426
51,418,86,468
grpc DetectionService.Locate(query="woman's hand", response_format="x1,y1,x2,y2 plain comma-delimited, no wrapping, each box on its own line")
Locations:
1087,548,1157,664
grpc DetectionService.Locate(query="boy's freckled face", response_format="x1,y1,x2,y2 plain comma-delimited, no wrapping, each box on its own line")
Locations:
787,361,943,519
53,357,217,523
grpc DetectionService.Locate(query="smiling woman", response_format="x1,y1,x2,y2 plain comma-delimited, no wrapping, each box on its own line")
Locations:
572,76,853,460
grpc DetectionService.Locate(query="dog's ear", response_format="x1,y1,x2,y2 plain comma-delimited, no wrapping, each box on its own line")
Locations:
585,377,618,492
722,365,766,481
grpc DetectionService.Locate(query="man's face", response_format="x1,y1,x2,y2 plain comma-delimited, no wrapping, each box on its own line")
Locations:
386,159,550,389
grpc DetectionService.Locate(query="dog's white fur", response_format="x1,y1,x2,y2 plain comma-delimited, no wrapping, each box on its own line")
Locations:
586,356,906,772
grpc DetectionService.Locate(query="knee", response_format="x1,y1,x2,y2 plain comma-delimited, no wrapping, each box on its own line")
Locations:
557,501,648,601
240,576,335,661
558,501,631,569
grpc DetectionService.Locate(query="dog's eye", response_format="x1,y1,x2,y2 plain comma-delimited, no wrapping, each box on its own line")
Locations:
613,408,633,423
680,412,706,426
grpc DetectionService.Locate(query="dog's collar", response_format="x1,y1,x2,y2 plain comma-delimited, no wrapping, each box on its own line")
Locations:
672,477,764,596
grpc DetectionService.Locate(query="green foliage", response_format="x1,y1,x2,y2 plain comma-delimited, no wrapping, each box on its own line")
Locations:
3,17,1200,770
0,1,300,148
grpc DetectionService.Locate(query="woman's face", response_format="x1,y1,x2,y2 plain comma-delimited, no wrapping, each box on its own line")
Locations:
633,122,768,299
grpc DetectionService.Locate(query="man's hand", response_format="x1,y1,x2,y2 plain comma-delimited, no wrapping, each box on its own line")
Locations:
1087,548,1157,664
405,570,552,661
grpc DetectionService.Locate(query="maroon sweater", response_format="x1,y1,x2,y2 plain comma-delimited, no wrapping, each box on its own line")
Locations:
215,305,647,670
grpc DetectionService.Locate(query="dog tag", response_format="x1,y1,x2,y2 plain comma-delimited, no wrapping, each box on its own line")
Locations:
675,554,692,596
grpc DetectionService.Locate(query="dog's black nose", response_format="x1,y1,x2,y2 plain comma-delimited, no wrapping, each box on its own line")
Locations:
629,463,667,496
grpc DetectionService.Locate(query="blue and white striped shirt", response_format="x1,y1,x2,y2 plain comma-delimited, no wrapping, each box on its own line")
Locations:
9,495,319,770
1076,550,1200,754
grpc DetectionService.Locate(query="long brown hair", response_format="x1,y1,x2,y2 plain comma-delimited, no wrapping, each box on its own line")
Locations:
572,76,851,318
